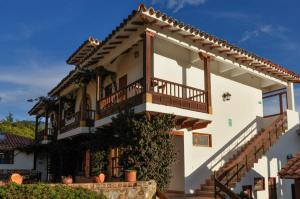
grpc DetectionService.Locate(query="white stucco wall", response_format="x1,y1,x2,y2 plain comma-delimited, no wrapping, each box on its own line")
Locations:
234,110,300,199
0,150,34,170
169,135,185,192
153,36,264,193
35,153,48,181
102,42,143,92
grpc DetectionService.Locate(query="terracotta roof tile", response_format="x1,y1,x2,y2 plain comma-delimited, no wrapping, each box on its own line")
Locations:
0,132,33,151
279,153,300,179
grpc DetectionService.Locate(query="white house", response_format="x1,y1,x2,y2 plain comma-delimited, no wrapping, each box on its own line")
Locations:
29,4,300,199
0,132,34,172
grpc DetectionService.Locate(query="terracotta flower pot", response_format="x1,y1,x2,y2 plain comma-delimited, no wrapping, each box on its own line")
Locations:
10,173,23,185
94,173,105,183
124,170,137,182
61,176,73,184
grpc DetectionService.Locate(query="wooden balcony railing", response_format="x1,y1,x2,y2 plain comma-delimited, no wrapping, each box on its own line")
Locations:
36,128,54,142
213,114,287,199
98,78,145,117
97,77,208,118
150,78,207,113
60,110,95,134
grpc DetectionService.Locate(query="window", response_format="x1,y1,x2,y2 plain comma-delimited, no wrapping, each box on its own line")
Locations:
0,151,14,164
192,133,212,147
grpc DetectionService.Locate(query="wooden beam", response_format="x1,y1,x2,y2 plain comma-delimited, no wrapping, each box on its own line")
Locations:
116,35,130,39
181,119,199,129
219,49,231,53
172,29,181,33
169,130,184,136
103,46,116,50
176,117,188,126
143,31,155,92
131,21,145,26
192,121,211,130
124,28,138,32
109,41,122,45
199,52,212,114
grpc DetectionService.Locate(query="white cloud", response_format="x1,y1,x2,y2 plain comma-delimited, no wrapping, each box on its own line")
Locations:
152,0,206,12
0,58,71,118
239,25,288,43
0,60,70,90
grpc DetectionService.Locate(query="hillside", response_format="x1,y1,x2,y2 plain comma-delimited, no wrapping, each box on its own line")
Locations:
0,113,35,139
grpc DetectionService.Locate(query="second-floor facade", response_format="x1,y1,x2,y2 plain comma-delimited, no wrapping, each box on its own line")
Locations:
29,4,300,143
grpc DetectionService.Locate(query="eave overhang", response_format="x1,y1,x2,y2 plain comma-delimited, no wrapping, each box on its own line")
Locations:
137,4,300,83
66,37,100,66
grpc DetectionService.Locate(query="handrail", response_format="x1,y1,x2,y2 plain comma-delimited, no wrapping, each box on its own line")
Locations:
214,113,287,198
99,78,144,110
207,119,258,171
151,77,207,103
214,172,240,199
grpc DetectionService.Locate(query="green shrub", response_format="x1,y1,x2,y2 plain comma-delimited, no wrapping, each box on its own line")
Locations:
106,110,176,190
0,183,106,199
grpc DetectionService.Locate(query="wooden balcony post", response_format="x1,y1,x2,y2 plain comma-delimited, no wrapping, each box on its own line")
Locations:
143,30,154,102
34,115,39,140
199,52,213,114
80,83,87,127
57,98,62,135
95,68,102,120
84,149,91,177
45,107,49,140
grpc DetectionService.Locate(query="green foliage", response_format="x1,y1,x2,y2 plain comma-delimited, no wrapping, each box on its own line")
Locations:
0,183,106,199
0,113,35,139
91,150,108,176
108,110,176,190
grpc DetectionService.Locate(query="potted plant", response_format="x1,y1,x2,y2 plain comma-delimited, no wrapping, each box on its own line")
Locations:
94,172,105,183
61,175,73,184
124,169,137,182
10,173,23,185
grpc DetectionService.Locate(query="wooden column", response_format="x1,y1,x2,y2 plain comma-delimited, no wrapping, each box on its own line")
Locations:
34,116,39,140
199,52,213,114
295,179,300,199
44,108,49,140
80,83,87,127
57,98,62,135
83,149,91,177
143,31,154,102
95,68,102,120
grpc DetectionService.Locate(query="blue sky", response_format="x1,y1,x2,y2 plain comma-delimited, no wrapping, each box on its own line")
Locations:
0,0,299,120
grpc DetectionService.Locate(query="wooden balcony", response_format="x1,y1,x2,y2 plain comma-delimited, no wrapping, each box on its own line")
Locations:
97,78,208,118
60,110,95,134
36,128,54,142
151,78,207,113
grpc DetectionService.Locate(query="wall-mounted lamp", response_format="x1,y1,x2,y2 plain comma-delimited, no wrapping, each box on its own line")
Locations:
287,154,294,161
222,92,232,101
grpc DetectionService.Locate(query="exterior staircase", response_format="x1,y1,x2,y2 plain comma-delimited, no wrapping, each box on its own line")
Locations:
194,114,288,199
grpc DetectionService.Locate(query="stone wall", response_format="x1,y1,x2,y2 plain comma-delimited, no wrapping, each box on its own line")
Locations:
68,180,157,199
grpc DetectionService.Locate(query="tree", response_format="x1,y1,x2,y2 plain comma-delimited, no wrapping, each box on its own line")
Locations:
107,110,176,190
4,112,14,123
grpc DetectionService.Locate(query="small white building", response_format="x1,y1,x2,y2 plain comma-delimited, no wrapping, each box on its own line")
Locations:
0,132,34,172
29,4,300,199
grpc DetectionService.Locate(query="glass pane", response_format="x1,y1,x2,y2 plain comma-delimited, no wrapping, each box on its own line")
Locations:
199,136,209,146
263,97,280,116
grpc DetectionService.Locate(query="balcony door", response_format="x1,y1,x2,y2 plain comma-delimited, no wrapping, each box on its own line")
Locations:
118,75,127,102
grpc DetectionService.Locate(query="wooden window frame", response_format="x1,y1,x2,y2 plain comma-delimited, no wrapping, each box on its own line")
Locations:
192,133,212,147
